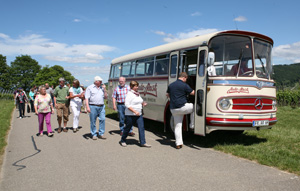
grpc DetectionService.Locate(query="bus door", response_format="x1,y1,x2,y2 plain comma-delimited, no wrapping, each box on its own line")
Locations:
194,47,208,136
168,51,180,85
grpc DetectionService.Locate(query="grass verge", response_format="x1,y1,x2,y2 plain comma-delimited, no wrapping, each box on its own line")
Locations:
0,100,15,166
106,105,300,175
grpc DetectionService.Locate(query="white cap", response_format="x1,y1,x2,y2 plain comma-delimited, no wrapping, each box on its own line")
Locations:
94,76,103,82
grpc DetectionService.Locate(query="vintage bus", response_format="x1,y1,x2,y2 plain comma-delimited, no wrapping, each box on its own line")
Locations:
108,30,277,136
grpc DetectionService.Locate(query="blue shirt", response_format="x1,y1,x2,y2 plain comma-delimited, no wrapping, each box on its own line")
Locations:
85,84,105,105
167,79,193,109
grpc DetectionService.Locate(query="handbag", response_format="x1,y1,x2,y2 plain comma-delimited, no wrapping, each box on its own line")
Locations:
27,104,31,113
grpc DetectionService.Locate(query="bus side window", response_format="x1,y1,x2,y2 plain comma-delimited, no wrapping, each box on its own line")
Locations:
121,62,131,77
146,61,154,76
109,65,114,79
198,50,206,77
130,62,136,77
136,62,145,76
170,55,177,78
114,64,121,78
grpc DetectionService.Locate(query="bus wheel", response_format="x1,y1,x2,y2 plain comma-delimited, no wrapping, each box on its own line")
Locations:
166,110,175,133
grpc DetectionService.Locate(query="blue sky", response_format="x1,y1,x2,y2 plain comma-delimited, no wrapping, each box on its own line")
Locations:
1,0,300,84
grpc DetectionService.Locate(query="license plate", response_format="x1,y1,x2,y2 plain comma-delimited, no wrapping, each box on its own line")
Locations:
252,120,269,127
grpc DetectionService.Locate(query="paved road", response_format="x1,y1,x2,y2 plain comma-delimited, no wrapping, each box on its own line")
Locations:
0,109,299,191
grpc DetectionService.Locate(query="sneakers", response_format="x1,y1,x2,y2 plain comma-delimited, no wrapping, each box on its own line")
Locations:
176,145,183,149
48,132,54,137
92,136,97,140
119,141,127,147
73,128,77,133
141,143,151,148
38,133,43,137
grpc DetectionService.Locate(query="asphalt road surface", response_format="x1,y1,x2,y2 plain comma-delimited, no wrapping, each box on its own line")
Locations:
0,108,299,191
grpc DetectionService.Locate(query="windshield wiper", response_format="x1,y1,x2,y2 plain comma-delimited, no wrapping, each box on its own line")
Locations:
257,54,266,75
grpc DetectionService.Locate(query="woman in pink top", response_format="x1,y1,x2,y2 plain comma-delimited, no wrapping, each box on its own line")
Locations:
34,86,54,137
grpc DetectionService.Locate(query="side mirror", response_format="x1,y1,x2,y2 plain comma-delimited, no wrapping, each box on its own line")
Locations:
208,52,215,66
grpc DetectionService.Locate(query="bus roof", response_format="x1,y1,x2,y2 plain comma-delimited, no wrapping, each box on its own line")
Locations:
111,30,273,65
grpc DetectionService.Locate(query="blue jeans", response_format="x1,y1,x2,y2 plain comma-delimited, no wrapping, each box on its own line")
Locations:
89,105,105,136
121,115,146,145
117,104,133,133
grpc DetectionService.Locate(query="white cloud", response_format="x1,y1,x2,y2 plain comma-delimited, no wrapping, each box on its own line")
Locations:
73,19,81,22
234,16,247,22
190,12,201,17
153,28,219,43
273,41,300,63
0,33,116,64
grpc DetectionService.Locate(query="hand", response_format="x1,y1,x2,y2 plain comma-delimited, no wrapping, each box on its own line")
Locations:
87,107,91,113
142,102,147,107
101,84,106,89
135,111,140,116
35,111,38,115
51,110,54,114
55,104,58,109
113,105,117,111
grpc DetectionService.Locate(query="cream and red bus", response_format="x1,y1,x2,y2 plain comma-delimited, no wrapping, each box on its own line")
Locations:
108,30,277,136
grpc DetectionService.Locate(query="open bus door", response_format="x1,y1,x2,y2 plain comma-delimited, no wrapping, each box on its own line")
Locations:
194,47,208,136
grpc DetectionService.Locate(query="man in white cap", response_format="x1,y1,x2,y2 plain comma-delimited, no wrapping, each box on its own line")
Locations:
85,76,108,140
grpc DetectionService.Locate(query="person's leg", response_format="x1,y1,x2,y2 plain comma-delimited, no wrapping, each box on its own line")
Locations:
62,103,69,129
171,109,184,146
117,104,126,132
71,105,78,130
121,115,133,143
56,103,63,128
44,112,53,133
98,105,106,136
181,103,194,129
136,115,146,145
30,100,34,112
22,103,25,116
18,103,23,117
89,105,98,137
37,113,44,134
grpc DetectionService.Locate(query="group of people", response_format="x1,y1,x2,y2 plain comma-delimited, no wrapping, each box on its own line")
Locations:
15,71,194,149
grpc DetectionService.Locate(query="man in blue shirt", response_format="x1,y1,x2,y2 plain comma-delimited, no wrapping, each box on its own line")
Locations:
166,72,195,149
85,76,108,140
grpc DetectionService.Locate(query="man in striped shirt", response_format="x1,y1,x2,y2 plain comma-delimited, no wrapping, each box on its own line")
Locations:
112,77,134,136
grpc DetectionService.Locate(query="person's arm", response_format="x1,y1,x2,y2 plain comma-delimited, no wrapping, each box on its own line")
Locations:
102,84,107,99
50,96,54,114
34,96,38,115
190,90,195,96
85,87,91,113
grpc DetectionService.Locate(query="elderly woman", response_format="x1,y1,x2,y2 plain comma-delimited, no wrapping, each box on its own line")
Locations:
34,86,54,137
119,81,151,148
69,79,84,133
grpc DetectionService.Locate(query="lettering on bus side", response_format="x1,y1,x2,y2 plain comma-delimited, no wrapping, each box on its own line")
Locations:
138,83,158,97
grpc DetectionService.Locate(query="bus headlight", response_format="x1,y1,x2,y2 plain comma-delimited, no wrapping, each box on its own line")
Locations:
272,100,277,110
219,99,231,110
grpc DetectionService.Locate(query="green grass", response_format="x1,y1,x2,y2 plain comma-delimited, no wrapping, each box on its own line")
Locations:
106,105,300,175
0,100,15,160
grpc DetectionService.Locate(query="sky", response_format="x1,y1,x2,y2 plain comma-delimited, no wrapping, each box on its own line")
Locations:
1,0,300,84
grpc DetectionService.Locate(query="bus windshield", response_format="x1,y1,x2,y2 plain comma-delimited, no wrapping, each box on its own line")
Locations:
209,35,273,79
253,39,273,79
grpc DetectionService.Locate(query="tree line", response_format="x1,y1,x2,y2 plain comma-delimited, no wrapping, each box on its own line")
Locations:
0,54,75,92
273,63,300,89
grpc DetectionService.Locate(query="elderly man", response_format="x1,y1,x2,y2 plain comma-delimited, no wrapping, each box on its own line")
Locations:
53,77,70,133
112,76,135,136
85,76,108,140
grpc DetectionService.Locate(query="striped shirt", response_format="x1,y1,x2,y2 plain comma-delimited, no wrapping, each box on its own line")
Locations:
112,85,130,103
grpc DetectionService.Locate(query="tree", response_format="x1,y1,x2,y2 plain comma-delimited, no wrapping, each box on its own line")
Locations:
0,54,12,90
32,65,75,87
10,55,41,92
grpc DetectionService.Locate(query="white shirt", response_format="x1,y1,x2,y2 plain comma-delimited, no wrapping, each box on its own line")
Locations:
69,87,83,106
125,90,143,116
